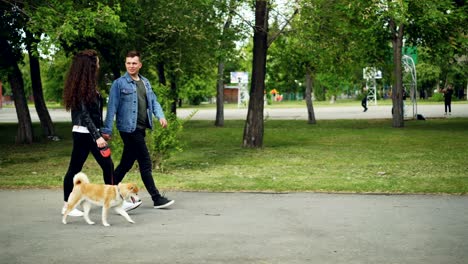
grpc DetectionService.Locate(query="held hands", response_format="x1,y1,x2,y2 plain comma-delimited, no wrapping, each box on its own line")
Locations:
96,137,107,148
101,133,111,141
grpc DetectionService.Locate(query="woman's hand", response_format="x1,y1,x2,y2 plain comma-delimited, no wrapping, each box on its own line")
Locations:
96,137,107,148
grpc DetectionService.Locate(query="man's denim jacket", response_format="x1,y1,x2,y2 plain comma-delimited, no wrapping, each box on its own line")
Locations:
102,72,165,135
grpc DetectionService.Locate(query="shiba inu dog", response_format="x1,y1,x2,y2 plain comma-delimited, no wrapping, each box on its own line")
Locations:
62,172,140,227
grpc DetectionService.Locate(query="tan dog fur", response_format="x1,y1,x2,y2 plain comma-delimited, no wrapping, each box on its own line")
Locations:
62,172,140,227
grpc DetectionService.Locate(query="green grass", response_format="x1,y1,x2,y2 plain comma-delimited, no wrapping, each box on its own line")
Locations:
1,118,467,194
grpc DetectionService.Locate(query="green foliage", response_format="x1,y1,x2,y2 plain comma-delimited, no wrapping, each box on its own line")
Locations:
130,0,222,96
146,114,186,172
429,92,444,102
0,1,27,68
143,81,196,171
108,124,124,165
179,74,216,105
41,51,71,102
416,61,441,90
30,1,125,47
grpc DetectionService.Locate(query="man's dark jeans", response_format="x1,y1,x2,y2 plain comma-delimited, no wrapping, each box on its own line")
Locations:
114,128,161,201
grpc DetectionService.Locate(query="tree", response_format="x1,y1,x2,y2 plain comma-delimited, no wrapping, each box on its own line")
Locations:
242,0,268,148
0,2,34,144
242,0,298,147
388,6,405,127
412,1,468,92
215,0,241,127
274,0,363,124
0,0,126,143
25,30,56,138
351,0,466,127
121,0,221,115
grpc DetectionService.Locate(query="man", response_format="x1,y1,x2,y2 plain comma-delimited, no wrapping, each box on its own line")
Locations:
102,50,174,211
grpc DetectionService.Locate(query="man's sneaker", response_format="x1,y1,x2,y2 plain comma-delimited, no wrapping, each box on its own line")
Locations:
153,195,174,209
61,206,84,217
122,200,142,212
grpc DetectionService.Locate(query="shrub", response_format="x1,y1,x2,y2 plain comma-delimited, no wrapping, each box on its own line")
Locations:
108,124,124,165
430,92,444,102
146,111,196,171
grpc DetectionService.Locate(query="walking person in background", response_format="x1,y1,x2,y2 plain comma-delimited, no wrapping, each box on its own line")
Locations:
442,84,454,116
361,87,368,112
102,50,174,210
62,49,114,216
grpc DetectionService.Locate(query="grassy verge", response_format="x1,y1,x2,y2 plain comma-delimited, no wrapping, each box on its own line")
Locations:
182,98,468,108
0,118,467,194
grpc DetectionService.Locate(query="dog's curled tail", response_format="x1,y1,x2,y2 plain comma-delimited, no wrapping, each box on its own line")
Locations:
73,172,90,185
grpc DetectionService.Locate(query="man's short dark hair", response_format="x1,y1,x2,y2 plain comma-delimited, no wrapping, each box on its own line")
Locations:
126,50,141,59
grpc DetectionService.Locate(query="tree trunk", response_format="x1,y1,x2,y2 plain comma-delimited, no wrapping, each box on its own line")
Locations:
25,30,56,138
305,68,316,124
157,61,167,86
170,77,177,115
9,63,34,144
215,0,236,127
111,66,121,80
215,61,225,127
242,0,268,148
390,20,404,128
0,33,34,144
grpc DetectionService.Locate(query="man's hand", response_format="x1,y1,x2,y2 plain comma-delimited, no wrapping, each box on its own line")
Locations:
159,118,168,128
101,133,111,141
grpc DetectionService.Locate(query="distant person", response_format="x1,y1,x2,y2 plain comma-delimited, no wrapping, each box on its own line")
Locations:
102,50,174,210
457,88,464,100
361,87,368,112
62,50,114,217
442,85,454,115
420,89,425,100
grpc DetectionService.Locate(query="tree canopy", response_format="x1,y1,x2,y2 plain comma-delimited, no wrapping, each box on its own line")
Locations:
1,0,466,145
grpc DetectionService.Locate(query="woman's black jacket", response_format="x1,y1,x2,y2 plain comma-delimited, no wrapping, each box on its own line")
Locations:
70,93,104,141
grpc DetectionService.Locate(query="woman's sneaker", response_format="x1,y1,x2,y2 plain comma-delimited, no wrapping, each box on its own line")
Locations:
153,195,174,209
61,206,84,217
122,200,142,212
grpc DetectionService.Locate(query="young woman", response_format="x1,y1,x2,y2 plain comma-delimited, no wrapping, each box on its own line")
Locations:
62,50,113,216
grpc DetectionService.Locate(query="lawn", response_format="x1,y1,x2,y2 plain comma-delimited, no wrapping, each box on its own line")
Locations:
0,118,467,194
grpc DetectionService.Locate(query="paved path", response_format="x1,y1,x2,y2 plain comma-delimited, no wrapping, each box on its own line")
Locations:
1,103,467,123
1,190,467,264
177,103,468,121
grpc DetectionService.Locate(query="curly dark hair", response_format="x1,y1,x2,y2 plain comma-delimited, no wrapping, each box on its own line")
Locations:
63,49,99,111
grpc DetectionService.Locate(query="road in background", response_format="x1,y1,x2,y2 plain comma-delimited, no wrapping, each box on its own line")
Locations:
1,103,467,123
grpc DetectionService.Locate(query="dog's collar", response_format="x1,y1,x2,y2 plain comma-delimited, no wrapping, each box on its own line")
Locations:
116,186,124,200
